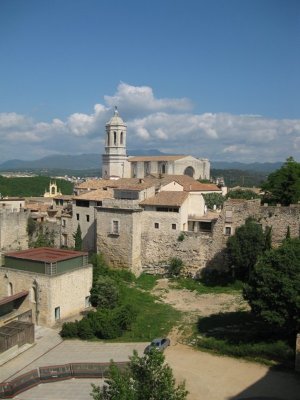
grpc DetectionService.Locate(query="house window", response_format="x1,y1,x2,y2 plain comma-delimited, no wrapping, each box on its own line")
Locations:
112,220,120,234
172,224,176,230
96,201,102,206
225,226,231,235
55,306,60,320
85,296,91,308
76,213,79,221
86,215,90,222
154,222,159,229
62,219,66,227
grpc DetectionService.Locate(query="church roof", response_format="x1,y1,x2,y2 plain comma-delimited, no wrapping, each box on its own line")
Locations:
128,155,186,162
146,174,221,192
140,191,188,207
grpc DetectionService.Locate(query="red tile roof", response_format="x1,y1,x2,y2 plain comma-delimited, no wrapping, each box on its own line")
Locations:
5,248,88,263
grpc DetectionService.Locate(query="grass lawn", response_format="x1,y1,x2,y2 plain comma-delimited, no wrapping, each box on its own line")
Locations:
171,277,244,294
196,311,295,367
102,274,181,342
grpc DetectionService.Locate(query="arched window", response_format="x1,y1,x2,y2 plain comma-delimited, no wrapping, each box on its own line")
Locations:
8,282,13,296
51,186,56,195
184,166,195,178
120,131,123,145
161,164,166,174
114,131,117,145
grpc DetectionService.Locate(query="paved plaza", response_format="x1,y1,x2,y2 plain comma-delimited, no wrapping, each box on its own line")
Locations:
1,326,300,400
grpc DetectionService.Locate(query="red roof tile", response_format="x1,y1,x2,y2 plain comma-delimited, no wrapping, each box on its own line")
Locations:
5,247,88,263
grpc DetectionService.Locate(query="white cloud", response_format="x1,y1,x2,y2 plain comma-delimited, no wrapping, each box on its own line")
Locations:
0,83,299,163
104,82,193,117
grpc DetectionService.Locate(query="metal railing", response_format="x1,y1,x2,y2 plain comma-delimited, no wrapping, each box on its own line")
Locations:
0,361,128,398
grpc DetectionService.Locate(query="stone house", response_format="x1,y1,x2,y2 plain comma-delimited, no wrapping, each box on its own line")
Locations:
96,176,222,275
0,248,92,327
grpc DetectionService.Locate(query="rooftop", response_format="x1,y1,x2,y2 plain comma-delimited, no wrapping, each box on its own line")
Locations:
75,188,113,201
140,191,188,207
5,247,88,263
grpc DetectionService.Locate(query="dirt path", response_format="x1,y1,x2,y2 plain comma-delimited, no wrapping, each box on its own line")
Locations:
151,279,300,400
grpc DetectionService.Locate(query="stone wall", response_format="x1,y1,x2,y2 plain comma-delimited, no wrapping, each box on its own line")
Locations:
0,209,29,252
0,265,92,327
97,207,143,275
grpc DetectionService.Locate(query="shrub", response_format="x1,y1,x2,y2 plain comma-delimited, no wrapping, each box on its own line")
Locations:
77,318,94,340
168,258,184,277
60,321,78,338
90,275,120,309
177,232,185,242
115,304,137,330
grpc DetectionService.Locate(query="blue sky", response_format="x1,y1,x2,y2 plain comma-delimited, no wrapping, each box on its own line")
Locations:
0,0,299,163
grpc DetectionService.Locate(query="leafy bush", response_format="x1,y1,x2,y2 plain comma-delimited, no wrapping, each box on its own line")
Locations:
168,258,184,277
90,275,120,309
60,321,78,338
200,269,234,286
77,318,94,340
177,232,185,242
115,304,137,330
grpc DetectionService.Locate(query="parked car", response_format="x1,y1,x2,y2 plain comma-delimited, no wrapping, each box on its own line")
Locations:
144,338,170,354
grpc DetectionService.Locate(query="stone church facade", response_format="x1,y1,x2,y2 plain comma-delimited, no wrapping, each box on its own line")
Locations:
102,107,210,180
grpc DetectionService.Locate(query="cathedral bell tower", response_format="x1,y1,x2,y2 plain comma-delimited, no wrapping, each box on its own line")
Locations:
102,107,129,179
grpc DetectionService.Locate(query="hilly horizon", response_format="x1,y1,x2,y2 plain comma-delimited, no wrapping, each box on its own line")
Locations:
0,152,283,173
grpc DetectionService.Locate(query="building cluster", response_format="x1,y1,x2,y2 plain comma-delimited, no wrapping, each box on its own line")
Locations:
0,108,300,364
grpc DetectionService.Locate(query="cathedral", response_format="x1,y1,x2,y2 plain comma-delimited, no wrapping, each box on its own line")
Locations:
102,107,210,180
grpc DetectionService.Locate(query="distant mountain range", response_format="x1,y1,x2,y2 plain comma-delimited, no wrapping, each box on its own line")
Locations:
0,151,282,174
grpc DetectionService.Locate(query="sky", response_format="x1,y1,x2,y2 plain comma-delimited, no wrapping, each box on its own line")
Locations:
0,0,299,163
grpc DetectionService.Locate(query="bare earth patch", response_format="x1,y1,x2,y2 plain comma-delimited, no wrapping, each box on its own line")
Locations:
152,278,248,317
150,279,300,400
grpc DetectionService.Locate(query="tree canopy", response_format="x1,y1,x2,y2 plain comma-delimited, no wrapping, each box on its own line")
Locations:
262,157,300,205
243,238,300,333
202,192,224,210
90,349,188,400
90,275,120,309
226,218,266,281
226,189,260,200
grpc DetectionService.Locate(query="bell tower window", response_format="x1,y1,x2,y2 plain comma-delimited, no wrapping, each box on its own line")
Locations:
114,131,117,145
120,131,123,145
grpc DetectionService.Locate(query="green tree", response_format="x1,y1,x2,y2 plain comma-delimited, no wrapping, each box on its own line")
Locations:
90,275,120,309
90,350,188,400
226,189,260,200
73,224,83,251
202,193,224,210
226,218,266,281
243,238,300,333
32,226,55,248
262,157,300,205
